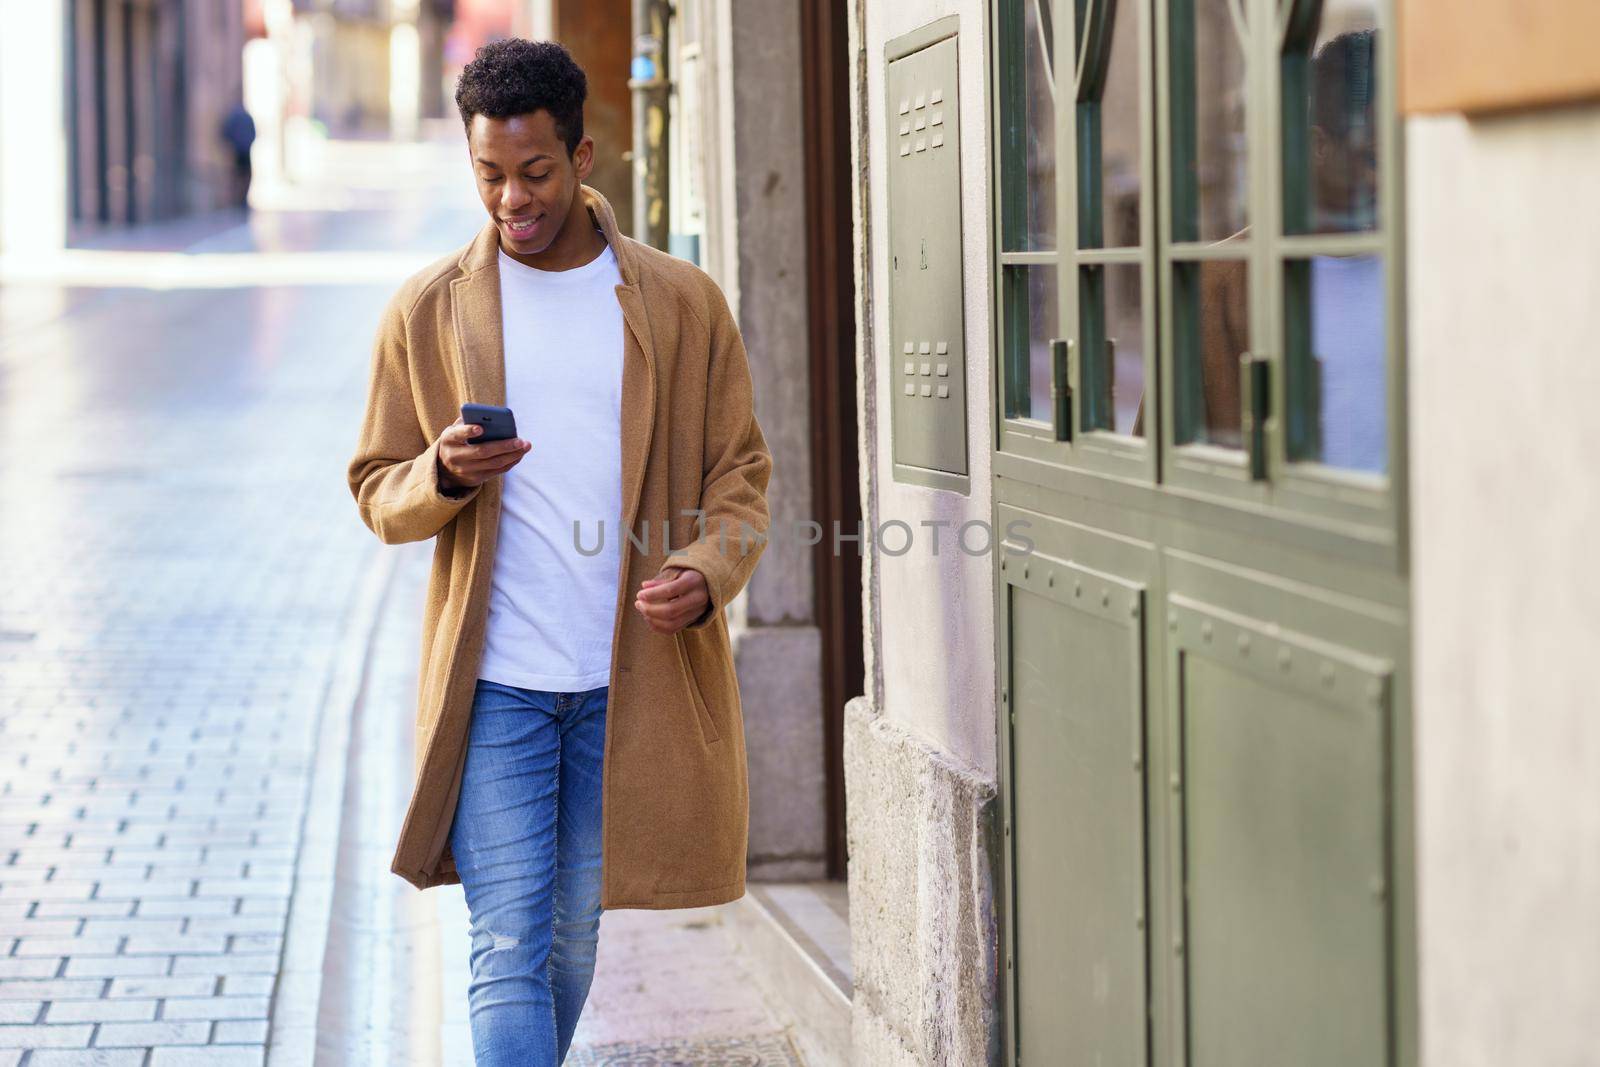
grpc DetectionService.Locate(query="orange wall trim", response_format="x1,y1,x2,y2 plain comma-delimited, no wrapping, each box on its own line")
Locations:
1400,0,1600,115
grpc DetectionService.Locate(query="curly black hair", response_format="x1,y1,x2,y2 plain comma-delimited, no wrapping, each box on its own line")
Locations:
454,39,587,155
1312,29,1376,137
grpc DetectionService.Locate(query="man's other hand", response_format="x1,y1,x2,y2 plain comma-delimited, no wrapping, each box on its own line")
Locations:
634,566,710,635
437,415,531,491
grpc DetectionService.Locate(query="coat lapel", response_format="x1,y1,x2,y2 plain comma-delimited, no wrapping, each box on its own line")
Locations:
449,222,507,408
613,285,655,546
582,186,657,548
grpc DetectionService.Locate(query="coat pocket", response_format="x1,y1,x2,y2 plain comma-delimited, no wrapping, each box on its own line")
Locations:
673,631,722,746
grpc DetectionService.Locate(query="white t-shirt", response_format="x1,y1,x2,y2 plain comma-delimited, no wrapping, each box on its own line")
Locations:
477,242,625,692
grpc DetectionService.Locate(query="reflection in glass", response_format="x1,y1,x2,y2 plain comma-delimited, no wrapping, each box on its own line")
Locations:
1015,0,1056,250
1171,0,1247,242
1285,255,1386,472
1283,6,1379,234
1080,263,1145,436
1003,265,1060,422
1078,0,1142,248
1173,258,1249,449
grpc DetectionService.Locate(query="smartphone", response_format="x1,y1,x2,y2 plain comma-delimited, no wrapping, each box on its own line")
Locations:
461,402,518,444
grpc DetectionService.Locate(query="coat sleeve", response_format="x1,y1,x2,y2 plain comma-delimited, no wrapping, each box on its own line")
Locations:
346,294,481,545
662,281,774,631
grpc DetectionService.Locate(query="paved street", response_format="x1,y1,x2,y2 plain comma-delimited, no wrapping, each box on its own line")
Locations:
0,138,805,1066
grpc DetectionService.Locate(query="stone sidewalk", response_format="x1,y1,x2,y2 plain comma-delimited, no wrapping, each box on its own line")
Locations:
0,269,391,1066
0,188,430,1062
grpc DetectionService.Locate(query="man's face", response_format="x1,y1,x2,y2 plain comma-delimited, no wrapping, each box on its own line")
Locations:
467,110,593,257
1312,119,1378,228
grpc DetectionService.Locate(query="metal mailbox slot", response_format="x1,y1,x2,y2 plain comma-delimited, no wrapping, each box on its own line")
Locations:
887,19,967,492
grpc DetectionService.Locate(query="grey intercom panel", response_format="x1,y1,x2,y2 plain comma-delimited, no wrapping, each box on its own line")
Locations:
886,18,968,493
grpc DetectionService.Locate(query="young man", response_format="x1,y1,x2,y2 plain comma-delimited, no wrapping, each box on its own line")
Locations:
345,39,772,1066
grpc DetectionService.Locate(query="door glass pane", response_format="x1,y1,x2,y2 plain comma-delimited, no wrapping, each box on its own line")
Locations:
1171,0,1248,242
1173,258,1249,448
1077,0,1142,248
1079,263,1145,436
1003,264,1060,422
1282,4,1379,235
1284,255,1386,472
1009,0,1056,250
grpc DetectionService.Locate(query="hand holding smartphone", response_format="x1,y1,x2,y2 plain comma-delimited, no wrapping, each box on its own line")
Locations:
437,403,530,493
461,402,518,443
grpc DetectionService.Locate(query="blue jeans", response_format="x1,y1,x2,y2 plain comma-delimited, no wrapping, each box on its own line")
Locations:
448,679,608,1066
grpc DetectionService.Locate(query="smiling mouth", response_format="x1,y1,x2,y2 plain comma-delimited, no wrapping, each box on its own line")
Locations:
502,214,543,239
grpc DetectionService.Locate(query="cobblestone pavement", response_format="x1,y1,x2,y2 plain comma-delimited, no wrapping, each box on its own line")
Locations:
1,137,810,1066
0,138,478,1066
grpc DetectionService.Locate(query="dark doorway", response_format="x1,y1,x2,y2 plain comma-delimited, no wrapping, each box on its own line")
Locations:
799,0,862,881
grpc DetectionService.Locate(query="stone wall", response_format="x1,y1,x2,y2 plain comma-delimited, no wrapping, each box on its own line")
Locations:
843,697,998,1066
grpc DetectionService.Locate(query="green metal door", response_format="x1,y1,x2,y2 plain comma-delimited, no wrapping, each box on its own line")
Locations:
989,0,1413,1064
1009,557,1149,1062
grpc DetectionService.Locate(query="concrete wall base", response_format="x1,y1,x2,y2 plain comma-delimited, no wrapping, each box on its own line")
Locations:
725,888,852,1067
842,696,999,1066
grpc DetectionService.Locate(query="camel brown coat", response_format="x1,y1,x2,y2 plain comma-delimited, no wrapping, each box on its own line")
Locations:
346,186,772,909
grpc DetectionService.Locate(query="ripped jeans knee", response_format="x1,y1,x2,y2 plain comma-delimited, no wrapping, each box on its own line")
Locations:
467,910,548,974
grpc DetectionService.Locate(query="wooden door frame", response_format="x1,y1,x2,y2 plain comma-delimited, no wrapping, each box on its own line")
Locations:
799,0,861,880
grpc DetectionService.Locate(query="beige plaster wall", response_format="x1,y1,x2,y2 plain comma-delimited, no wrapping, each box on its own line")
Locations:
858,0,998,780
1407,105,1600,1067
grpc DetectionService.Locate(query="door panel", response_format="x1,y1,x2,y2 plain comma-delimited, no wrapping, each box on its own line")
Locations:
1169,597,1392,1067
1007,558,1149,1066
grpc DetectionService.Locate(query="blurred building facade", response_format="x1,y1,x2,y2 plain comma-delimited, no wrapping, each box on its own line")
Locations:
289,0,457,136
0,0,247,251
527,0,635,239
64,0,247,229
0,0,546,252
